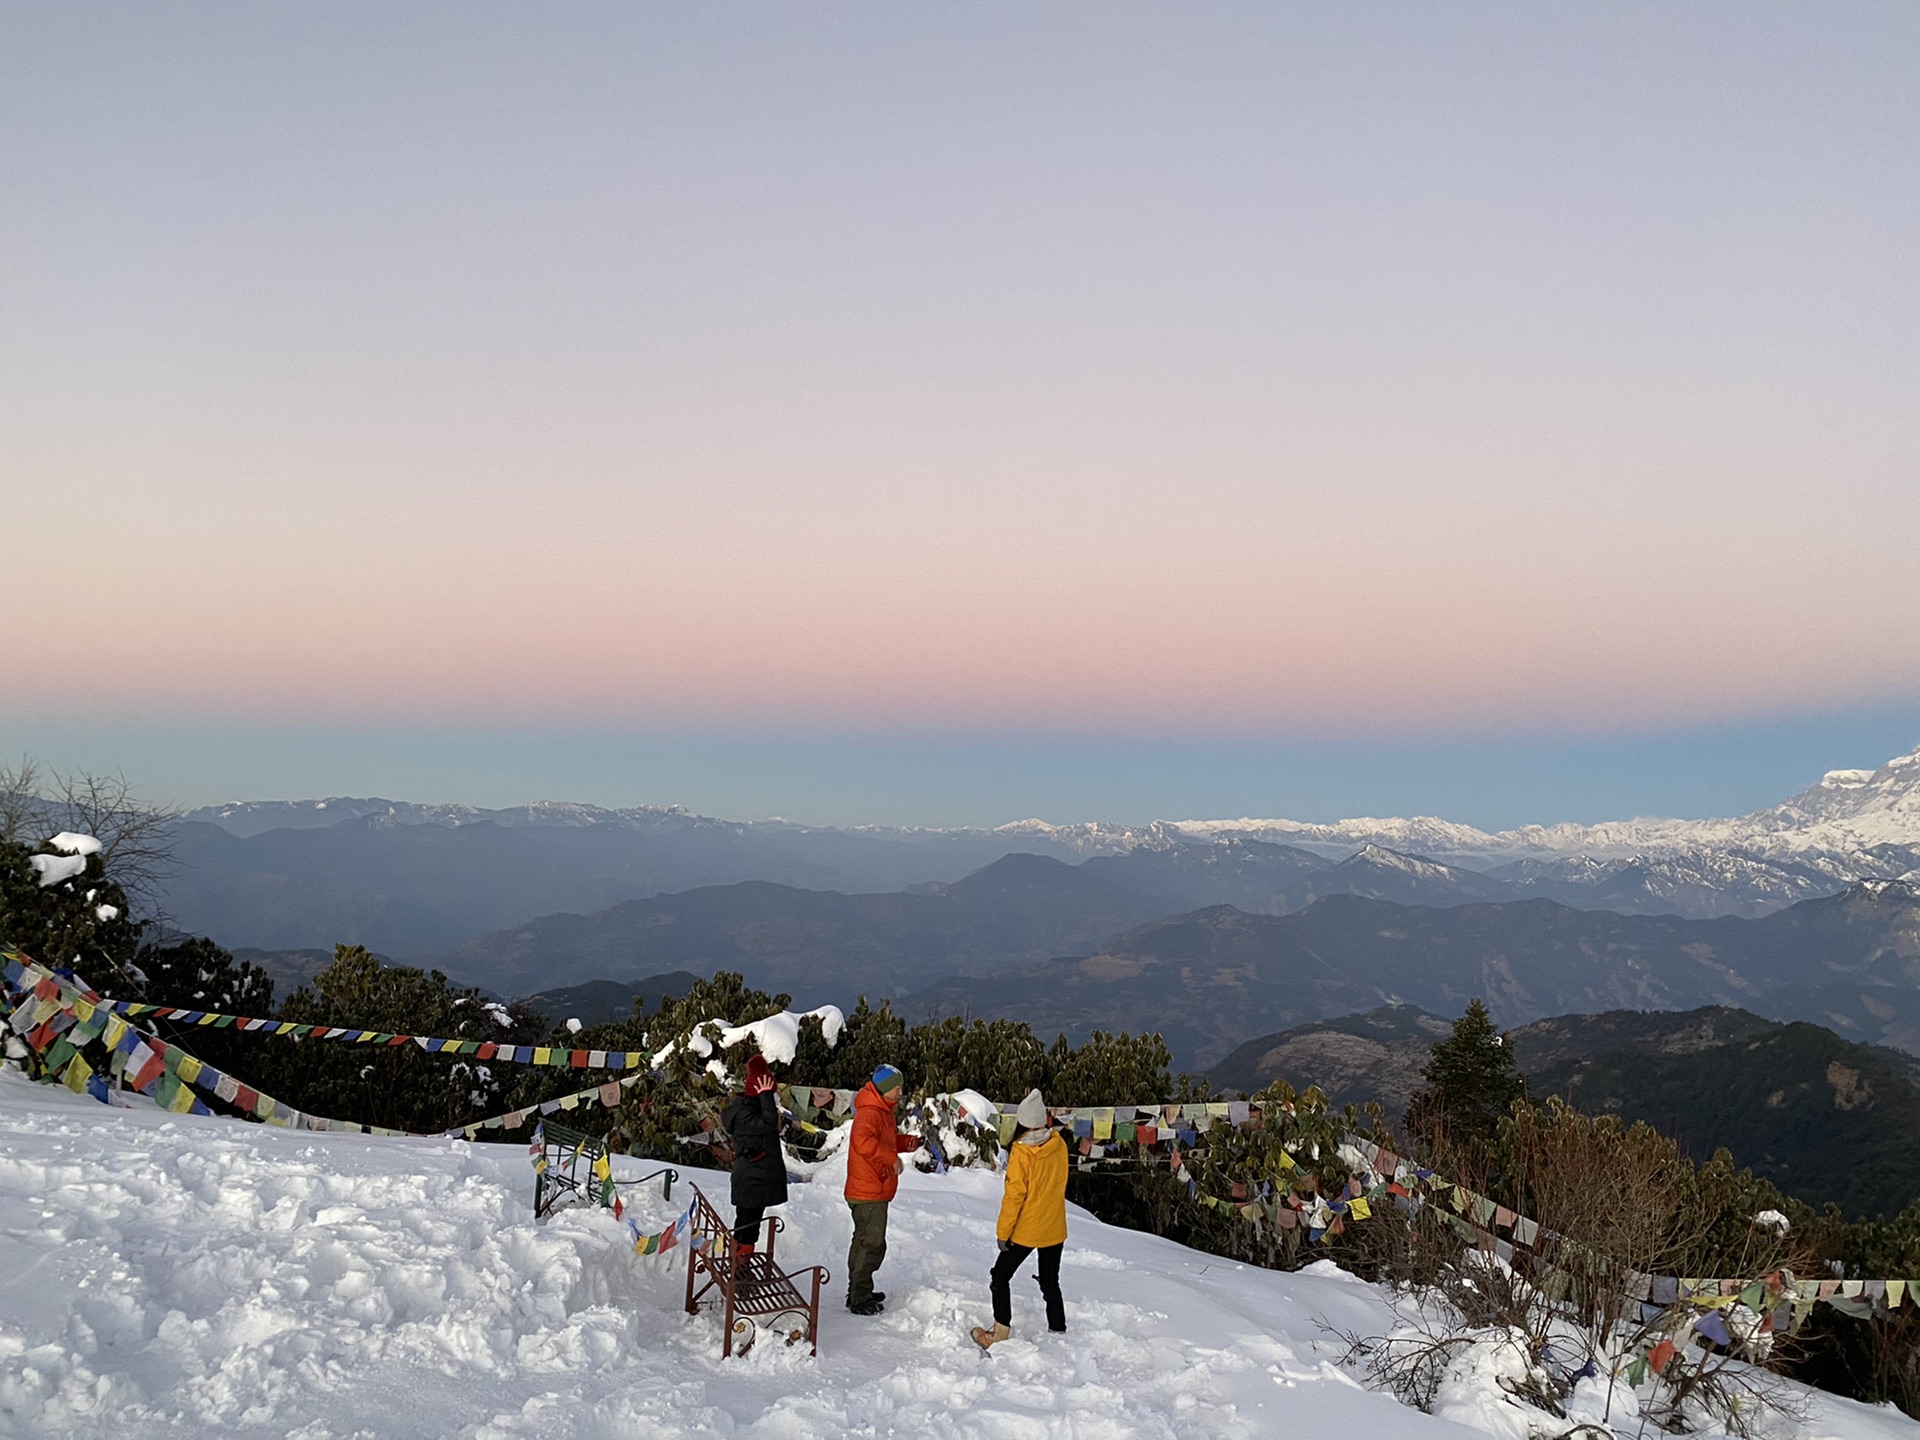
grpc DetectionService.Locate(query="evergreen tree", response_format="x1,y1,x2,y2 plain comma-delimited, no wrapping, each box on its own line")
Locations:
135,935,274,1015
1406,998,1524,1167
244,944,549,1132
123,936,277,1090
0,837,146,999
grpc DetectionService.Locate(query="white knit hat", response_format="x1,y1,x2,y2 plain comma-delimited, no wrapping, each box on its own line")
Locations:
1015,1088,1048,1130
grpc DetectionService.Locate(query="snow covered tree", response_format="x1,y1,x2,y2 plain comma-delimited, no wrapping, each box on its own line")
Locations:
0,760,179,916
0,836,146,999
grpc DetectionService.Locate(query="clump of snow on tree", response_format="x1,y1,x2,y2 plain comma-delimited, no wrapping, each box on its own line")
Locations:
28,854,88,888
651,1006,847,1072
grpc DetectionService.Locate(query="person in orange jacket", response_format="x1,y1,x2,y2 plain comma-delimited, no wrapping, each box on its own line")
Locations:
843,1064,921,1315
972,1088,1068,1350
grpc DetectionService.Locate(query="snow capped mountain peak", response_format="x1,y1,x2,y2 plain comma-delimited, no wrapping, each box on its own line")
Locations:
1738,742,1920,845
180,743,1920,920
1820,769,1876,788
1342,843,1441,875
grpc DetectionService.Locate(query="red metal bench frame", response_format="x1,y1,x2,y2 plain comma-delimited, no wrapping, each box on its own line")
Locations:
682,1184,828,1357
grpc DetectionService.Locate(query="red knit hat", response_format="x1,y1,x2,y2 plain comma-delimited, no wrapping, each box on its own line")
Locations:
744,1054,775,1095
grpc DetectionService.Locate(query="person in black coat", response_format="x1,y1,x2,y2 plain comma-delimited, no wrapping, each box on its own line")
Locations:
722,1053,788,1253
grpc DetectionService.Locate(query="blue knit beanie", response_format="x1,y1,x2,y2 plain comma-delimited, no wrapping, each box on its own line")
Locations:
872,1064,904,1094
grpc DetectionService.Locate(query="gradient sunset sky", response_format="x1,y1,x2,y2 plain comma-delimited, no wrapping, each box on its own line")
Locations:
6,5,1918,825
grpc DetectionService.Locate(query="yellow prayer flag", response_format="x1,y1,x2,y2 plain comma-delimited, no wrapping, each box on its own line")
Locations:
533,1047,555,1066
168,1082,197,1114
1889,1280,1907,1309
1093,1116,1113,1141
1348,1198,1372,1221
63,1055,93,1093
176,1056,202,1085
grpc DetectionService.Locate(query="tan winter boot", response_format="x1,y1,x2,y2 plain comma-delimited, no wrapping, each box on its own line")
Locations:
970,1322,1012,1352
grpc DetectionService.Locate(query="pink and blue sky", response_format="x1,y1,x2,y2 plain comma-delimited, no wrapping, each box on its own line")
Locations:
6,4,1917,825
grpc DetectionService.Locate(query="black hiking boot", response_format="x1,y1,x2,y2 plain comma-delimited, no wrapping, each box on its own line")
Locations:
847,1297,884,1316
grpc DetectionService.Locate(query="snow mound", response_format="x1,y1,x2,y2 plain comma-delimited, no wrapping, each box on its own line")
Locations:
27,853,88,888
0,1075,1911,1440
46,832,103,857
654,1007,849,1074
717,1005,846,1062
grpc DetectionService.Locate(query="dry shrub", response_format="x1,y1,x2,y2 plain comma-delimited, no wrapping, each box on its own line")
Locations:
1345,1100,1815,1436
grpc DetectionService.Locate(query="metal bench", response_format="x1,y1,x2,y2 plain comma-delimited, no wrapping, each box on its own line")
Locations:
534,1120,676,1219
682,1183,828,1357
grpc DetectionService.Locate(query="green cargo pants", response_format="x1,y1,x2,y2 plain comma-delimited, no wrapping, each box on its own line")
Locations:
847,1199,889,1305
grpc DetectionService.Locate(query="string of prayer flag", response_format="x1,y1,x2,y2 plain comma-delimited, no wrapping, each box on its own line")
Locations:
99,998,648,1070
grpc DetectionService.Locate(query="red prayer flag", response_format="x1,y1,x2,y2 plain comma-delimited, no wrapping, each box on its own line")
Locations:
129,1052,166,1091
1648,1339,1678,1375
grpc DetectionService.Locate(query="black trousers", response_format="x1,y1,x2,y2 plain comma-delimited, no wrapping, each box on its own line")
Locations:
990,1241,1065,1331
733,1203,765,1248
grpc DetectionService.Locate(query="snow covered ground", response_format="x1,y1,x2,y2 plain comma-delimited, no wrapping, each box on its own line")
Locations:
2,1074,1915,1440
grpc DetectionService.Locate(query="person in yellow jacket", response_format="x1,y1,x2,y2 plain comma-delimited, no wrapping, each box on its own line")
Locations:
971,1088,1068,1350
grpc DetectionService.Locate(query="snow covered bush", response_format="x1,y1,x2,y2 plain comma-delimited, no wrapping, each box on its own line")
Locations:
0,834,147,1012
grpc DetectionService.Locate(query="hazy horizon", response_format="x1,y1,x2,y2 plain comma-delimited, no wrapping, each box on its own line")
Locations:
9,705,1917,831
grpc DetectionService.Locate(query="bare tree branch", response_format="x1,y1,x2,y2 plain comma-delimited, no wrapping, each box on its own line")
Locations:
0,757,181,916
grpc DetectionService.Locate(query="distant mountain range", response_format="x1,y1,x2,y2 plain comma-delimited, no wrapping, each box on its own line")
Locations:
162,745,1920,960
431,852,1167,1002
1208,1003,1920,1220
903,880,1920,1070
